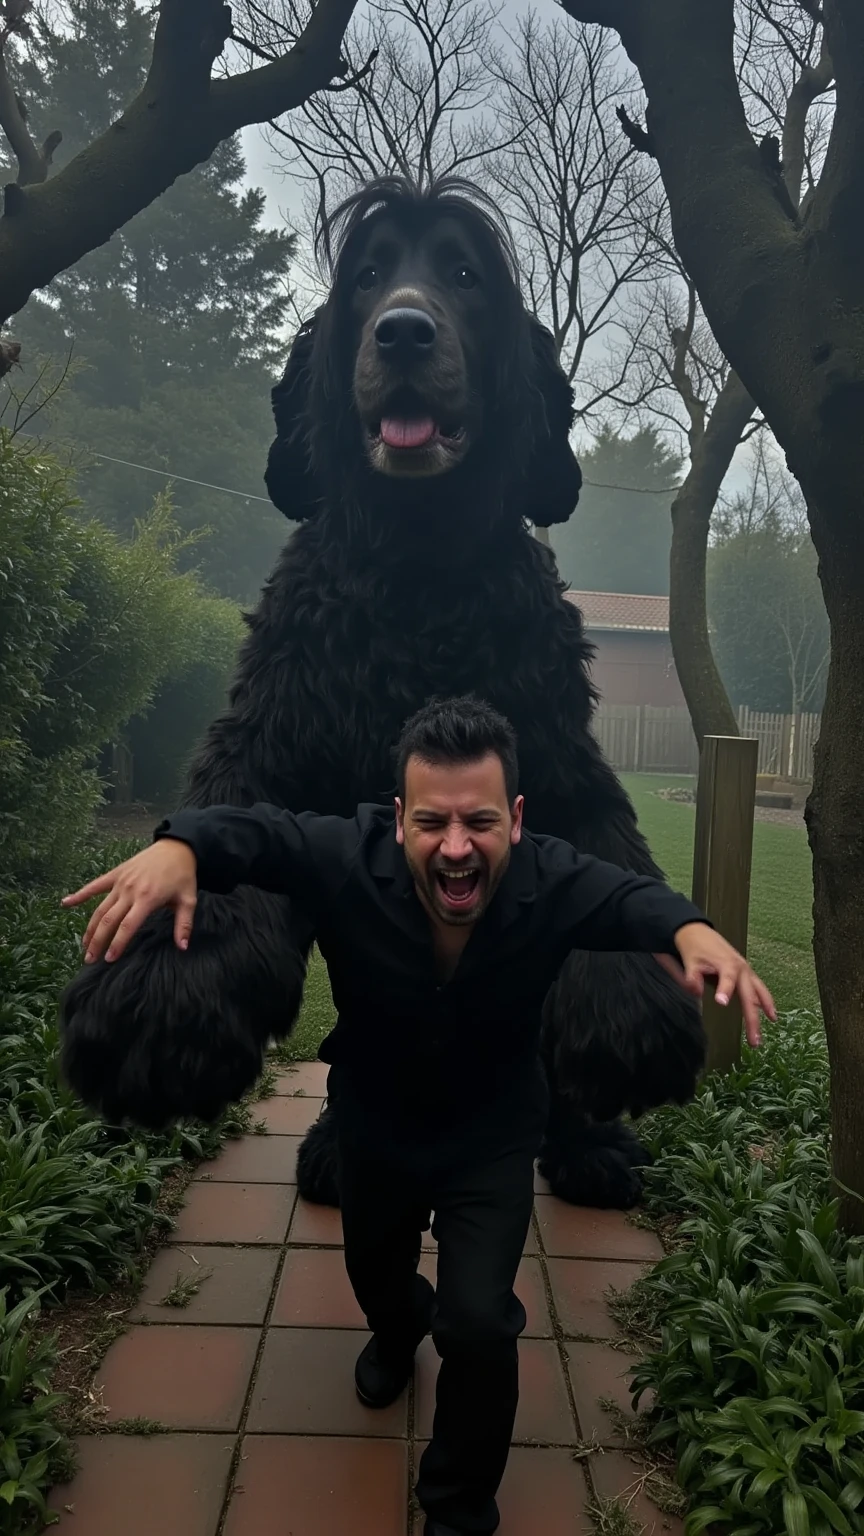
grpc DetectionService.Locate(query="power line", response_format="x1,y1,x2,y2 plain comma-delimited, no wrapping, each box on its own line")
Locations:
80,449,273,503
583,478,679,496
89,452,679,500
23,436,680,502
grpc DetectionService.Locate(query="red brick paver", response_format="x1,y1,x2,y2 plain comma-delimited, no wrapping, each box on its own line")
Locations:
52,1090,677,1533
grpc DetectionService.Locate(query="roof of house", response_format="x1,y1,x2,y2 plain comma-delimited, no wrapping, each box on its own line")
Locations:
563,590,670,633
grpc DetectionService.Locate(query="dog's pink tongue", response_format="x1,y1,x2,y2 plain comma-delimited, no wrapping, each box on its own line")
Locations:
380,417,436,449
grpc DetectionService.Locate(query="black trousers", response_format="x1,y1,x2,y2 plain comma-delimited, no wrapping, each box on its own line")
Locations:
338,1126,537,1533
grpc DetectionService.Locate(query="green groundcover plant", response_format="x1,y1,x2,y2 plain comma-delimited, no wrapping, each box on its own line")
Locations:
0,842,253,1532
629,1013,864,1536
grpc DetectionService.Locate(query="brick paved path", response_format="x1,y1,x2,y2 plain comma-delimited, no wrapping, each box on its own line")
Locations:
50,1064,684,1535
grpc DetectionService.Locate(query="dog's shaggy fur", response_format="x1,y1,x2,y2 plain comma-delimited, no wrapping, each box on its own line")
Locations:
60,177,705,1209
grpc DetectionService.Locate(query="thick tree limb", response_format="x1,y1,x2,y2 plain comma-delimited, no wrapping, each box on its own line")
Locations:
562,0,864,1237
0,333,20,374
0,44,61,185
210,0,357,133
809,0,864,251
0,0,358,324
758,132,798,219
669,371,756,747
559,0,829,445
781,29,834,208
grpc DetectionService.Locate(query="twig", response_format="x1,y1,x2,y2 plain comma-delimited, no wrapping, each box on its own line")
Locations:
616,103,656,157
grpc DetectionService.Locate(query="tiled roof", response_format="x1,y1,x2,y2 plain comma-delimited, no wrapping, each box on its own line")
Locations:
563,590,670,633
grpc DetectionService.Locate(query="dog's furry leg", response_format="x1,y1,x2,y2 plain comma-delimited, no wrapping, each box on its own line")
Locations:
296,1105,342,1206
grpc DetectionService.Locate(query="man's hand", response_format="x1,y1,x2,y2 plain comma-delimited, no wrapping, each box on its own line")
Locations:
655,922,776,1048
62,839,198,964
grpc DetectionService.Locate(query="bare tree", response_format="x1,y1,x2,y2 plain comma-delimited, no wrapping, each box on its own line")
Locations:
710,437,830,766
486,16,661,418
610,0,833,747
258,0,504,316
269,0,500,201
558,0,864,1230
0,0,361,355
267,5,665,550
610,209,758,743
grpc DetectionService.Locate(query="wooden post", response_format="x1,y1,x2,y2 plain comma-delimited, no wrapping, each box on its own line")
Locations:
692,734,758,1074
634,704,644,773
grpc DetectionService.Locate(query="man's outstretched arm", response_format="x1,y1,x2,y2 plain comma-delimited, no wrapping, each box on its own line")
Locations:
62,802,357,964
545,844,776,1047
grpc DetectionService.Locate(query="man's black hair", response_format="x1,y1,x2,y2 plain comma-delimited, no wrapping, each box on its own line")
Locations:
395,695,520,802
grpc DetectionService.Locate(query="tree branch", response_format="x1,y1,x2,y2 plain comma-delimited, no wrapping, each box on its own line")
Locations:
782,29,834,208
210,0,358,133
0,13,62,186
669,369,757,745
559,0,815,424
615,102,655,156
0,0,359,325
810,0,864,247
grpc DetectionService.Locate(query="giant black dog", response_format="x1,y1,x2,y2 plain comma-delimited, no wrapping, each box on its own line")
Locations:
60,177,705,1209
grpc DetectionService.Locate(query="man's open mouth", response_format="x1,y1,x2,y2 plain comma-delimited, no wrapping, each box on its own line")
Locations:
435,867,482,908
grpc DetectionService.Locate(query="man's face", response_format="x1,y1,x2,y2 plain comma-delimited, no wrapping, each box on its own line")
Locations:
395,753,523,926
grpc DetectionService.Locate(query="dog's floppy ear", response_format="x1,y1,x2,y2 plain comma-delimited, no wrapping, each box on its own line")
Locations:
264,310,323,521
522,318,583,528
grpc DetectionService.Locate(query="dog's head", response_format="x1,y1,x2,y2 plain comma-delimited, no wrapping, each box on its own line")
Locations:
266,177,581,533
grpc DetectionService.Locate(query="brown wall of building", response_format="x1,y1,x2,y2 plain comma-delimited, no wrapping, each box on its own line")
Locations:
587,630,686,707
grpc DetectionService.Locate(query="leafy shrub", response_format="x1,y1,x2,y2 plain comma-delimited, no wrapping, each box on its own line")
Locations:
628,1014,864,1536
0,835,259,1530
0,431,236,886
127,594,244,805
0,1291,66,1535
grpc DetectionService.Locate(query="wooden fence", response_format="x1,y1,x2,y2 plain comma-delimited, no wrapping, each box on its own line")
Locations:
593,703,820,780
735,707,820,781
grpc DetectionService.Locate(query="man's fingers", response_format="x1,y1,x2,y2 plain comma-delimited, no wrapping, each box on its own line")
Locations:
654,953,704,995
755,976,777,1023
173,895,197,952
84,894,132,963
713,965,763,1046
683,963,706,999
104,902,152,963
714,966,739,1008
738,975,763,1048
62,870,119,907
82,892,120,957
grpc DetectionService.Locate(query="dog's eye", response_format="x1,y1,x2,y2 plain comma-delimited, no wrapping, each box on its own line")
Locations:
454,266,479,289
356,266,379,291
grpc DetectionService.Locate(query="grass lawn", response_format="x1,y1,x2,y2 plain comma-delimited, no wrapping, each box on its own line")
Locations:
621,773,817,1015
291,772,818,1060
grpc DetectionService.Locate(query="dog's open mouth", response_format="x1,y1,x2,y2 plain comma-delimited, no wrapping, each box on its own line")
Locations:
365,390,466,470
372,416,465,450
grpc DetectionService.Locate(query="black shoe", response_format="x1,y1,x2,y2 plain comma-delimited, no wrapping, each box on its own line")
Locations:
424,1524,467,1536
355,1279,435,1408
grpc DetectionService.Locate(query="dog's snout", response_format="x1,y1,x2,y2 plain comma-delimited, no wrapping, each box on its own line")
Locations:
374,307,437,358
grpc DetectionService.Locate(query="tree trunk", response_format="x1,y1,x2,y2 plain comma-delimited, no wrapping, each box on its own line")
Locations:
561,0,864,1231
668,370,755,746
804,491,864,1234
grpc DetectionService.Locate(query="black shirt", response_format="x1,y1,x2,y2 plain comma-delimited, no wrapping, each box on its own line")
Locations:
155,802,708,1166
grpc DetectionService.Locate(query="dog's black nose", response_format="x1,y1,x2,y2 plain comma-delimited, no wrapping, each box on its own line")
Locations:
374,307,437,358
